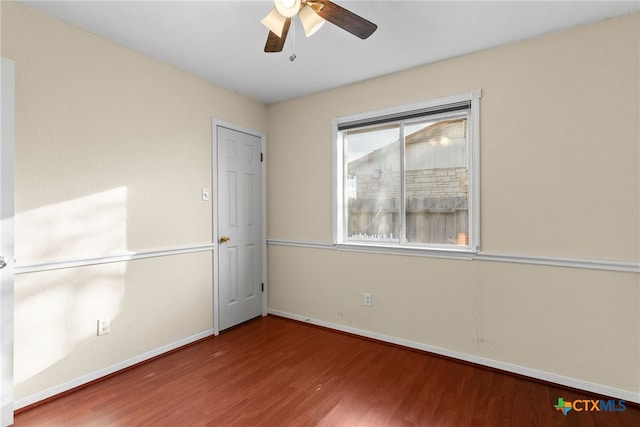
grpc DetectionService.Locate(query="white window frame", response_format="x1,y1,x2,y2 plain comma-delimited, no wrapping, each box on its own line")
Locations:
333,90,481,257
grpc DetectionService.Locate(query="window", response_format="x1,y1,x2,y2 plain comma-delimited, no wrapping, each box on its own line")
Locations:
334,91,480,253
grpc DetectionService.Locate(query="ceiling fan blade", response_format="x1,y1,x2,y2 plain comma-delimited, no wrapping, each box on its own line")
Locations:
313,0,377,39
264,17,291,52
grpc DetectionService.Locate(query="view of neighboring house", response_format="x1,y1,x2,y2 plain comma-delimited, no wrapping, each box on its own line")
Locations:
345,117,469,245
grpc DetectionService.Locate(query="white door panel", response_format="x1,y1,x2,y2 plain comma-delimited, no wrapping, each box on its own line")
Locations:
217,126,262,331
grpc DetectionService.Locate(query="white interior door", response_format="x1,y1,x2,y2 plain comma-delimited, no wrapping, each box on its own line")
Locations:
216,125,263,331
1,57,16,427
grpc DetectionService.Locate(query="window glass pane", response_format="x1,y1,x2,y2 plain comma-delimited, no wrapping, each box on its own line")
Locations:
345,124,400,242
404,114,469,245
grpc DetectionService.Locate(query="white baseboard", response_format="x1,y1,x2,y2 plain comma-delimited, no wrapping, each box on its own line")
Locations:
13,329,215,411
268,309,640,404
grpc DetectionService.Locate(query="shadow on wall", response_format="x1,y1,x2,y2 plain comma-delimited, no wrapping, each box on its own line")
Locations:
13,187,128,387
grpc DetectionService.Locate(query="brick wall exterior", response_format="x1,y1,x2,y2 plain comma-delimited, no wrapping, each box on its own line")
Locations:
354,167,467,200
348,167,469,243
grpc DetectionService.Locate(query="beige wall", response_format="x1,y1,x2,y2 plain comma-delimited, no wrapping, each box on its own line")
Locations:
267,13,640,396
2,2,266,401
2,0,639,406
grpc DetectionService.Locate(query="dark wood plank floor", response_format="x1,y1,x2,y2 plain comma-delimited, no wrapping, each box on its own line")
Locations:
14,315,640,426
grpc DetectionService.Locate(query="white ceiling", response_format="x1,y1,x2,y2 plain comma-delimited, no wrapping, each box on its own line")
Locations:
20,1,640,105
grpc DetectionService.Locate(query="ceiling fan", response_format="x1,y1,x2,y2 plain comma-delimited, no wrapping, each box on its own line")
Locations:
261,0,378,53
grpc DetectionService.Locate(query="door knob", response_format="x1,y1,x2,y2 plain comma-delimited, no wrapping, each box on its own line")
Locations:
0,257,6,269
220,236,230,243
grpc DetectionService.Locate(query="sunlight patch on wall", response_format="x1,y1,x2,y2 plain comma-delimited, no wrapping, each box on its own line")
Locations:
13,187,128,386
14,263,125,386
15,187,129,264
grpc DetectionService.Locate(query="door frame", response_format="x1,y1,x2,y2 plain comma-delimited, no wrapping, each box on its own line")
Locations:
1,57,16,427
211,119,266,335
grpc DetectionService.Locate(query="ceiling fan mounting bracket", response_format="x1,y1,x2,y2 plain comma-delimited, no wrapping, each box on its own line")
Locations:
305,0,326,13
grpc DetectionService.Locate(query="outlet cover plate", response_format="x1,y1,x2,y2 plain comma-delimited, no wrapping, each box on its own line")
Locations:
97,318,111,336
364,292,372,307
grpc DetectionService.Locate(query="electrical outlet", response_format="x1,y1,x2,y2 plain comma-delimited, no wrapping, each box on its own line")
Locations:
97,318,111,336
364,292,372,307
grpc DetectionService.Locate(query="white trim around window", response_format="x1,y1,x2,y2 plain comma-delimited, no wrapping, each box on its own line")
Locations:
333,90,481,255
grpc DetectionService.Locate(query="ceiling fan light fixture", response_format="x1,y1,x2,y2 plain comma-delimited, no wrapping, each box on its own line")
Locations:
261,8,287,38
274,0,301,18
299,5,325,37
262,0,378,53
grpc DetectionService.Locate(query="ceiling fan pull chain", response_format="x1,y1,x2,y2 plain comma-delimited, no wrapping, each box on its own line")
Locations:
289,18,297,62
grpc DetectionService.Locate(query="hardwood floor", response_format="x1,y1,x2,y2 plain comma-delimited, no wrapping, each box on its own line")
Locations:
14,315,640,426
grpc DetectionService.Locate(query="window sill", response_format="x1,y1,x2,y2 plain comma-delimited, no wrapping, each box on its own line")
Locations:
336,242,477,260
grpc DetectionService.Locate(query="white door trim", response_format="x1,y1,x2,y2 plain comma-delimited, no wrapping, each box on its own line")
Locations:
211,120,266,335
1,57,16,427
